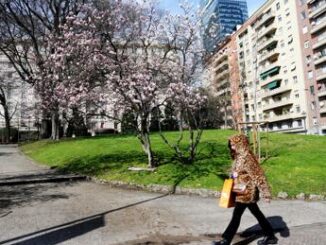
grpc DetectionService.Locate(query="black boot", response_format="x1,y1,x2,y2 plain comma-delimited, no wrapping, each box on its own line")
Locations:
211,238,230,245
257,235,278,245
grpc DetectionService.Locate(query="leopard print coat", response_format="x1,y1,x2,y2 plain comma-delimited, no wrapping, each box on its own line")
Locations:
229,134,272,203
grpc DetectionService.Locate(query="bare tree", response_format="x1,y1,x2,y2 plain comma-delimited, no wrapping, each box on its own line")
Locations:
0,0,86,140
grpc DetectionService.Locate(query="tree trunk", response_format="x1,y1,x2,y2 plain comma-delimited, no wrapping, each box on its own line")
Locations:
3,105,11,144
139,116,156,168
141,132,155,168
51,111,59,140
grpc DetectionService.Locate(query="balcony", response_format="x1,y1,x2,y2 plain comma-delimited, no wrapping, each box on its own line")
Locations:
307,0,317,4
263,98,293,111
316,71,326,82
313,36,326,50
266,113,304,123
257,23,277,39
214,53,228,64
261,85,292,98
320,107,326,114
255,11,276,30
314,54,326,66
261,74,282,87
309,3,326,19
311,19,326,34
215,60,228,73
215,69,229,82
259,48,280,64
260,64,281,79
216,88,231,97
257,37,278,52
215,79,230,89
318,89,326,97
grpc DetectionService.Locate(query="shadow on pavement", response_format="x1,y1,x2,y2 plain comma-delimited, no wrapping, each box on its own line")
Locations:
0,193,169,245
11,215,105,245
0,182,73,210
233,216,290,245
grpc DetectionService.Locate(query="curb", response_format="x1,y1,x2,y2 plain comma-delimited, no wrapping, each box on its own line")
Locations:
0,174,87,186
91,177,221,198
90,178,326,201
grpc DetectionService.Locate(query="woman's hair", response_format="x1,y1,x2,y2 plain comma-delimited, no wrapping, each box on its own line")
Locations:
228,140,236,160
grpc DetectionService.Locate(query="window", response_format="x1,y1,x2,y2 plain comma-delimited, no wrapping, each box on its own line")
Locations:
310,85,315,95
306,55,311,64
301,11,306,20
302,26,308,34
296,106,301,113
311,101,316,110
276,2,280,10
304,41,310,49
297,120,302,127
293,75,298,83
295,93,299,98
299,0,306,6
278,15,282,22
288,35,293,44
308,71,313,79
291,63,296,71
284,0,288,4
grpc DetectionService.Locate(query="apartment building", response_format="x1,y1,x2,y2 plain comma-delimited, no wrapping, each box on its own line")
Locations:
306,0,326,134
206,36,243,129
214,0,326,135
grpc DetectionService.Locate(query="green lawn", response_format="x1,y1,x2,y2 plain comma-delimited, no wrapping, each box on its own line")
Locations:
21,130,326,197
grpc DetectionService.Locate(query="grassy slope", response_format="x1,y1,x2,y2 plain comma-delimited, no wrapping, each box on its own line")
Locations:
21,130,326,197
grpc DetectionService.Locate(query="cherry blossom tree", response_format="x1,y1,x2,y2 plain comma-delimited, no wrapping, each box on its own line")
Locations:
37,0,208,168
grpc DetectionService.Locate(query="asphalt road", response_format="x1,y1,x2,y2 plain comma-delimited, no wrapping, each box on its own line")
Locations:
0,145,326,245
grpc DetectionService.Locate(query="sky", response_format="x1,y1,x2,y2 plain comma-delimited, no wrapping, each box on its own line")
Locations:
159,0,266,16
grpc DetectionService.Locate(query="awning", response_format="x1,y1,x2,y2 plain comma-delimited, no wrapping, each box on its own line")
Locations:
266,80,279,89
260,66,280,79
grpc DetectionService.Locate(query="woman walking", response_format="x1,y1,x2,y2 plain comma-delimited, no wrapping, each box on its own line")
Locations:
212,134,278,245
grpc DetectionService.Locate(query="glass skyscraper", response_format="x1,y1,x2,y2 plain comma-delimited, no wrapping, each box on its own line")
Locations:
200,0,248,52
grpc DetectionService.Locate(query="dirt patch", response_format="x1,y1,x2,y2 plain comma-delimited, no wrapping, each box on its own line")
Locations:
112,233,212,245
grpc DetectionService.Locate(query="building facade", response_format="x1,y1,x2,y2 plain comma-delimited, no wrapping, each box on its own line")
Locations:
206,36,243,129
201,0,248,52
306,0,326,134
209,0,326,135
0,52,39,140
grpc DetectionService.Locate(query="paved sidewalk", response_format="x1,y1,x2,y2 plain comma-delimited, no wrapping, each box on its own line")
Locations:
0,145,325,245
0,145,85,185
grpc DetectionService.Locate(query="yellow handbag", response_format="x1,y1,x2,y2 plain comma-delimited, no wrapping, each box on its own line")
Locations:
219,179,235,208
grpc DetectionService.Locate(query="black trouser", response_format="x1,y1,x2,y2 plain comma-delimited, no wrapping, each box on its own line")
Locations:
222,202,274,242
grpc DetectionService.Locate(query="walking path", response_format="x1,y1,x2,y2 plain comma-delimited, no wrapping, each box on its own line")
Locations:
0,145,325,245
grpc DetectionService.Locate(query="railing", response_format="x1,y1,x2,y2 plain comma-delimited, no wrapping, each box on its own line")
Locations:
309,1,326,19
257,36,278,52
255,11,275,30
265,113,303,123
259,48,280,63
261,85,292,98
258,23,276,39
263,98,293,111
311,18,326,34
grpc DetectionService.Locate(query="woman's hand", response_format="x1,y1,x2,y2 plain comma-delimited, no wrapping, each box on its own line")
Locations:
264,198,271,203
